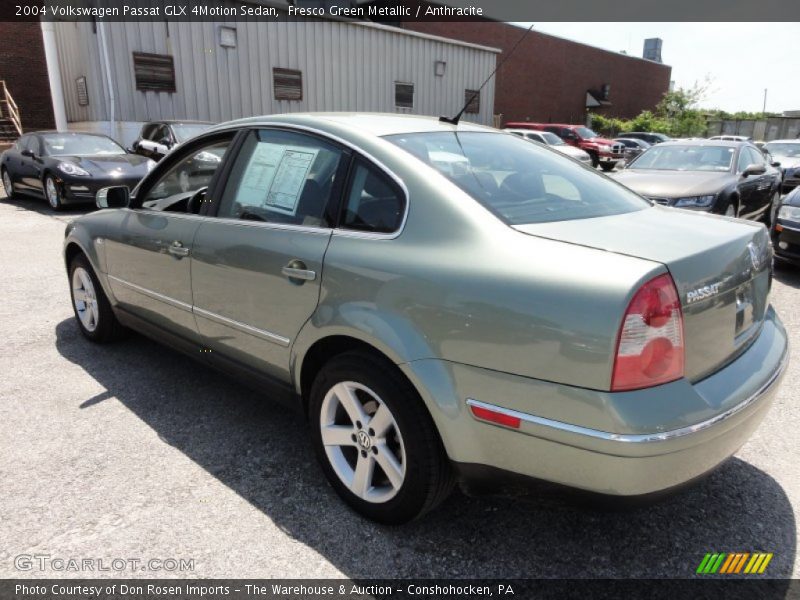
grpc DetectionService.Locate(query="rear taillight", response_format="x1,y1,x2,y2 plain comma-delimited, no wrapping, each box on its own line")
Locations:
611,273,684,391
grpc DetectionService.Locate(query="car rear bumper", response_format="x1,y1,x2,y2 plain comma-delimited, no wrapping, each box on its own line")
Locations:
402,306,787,496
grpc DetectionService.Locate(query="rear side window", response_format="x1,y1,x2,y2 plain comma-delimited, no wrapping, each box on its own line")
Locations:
386,131,647,225
341,158,405,234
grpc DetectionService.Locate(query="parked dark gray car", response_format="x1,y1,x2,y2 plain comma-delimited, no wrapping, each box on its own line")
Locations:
613,140,782,221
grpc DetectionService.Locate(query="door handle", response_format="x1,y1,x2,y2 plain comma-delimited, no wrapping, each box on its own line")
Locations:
167,240,190,258
282,260,316,282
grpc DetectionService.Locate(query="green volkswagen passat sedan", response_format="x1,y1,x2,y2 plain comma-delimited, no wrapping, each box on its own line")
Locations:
63,113,788,524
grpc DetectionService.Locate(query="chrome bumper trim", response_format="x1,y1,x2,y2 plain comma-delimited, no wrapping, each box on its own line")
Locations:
466,349,788,444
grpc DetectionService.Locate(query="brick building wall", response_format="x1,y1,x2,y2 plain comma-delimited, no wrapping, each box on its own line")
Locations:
403,21,672,125
0,22,55,132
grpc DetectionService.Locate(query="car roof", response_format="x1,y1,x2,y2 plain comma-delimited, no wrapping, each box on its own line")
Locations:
503,128,543,134
658,139,749,148
766,139,800,144
157,120,215,126
26,130,113,138
209,112,494,138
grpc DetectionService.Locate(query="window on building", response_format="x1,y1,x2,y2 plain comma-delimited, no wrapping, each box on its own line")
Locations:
394,82,414,109
273,68,303,101
132,52,176,93
464,89,480,114
75,76,89,106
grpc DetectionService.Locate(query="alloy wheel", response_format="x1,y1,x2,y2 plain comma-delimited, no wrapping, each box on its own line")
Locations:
319,381,406,503
72,267,99,332
2,170,11,196
45,177,60,209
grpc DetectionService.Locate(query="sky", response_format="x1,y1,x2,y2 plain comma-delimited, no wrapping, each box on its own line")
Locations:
517,23,800,114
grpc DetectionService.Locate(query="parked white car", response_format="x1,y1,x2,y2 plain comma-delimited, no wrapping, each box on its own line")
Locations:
503,128,593,166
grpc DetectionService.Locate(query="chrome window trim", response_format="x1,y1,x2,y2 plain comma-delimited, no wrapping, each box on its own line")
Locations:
108,275,193,312
466,348,788,444
193,307,291,347
202,216,333,236
107,275,291,347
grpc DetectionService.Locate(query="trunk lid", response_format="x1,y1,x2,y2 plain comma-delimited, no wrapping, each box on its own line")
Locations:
515,206,772,381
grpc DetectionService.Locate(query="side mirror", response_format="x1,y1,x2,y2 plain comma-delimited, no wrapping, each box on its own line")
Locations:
742,164,767,177
21,149,35,158
771,161,781,168
96,186,130,209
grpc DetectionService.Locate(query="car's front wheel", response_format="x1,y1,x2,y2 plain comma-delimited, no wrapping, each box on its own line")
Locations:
763,191,781,226
44,174,64,211
600,162,616,172
309,351,454,524
2,168,15,199
69,254,127,342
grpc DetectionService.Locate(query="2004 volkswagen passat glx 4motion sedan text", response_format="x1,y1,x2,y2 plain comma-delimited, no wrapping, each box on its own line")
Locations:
63,114,788,524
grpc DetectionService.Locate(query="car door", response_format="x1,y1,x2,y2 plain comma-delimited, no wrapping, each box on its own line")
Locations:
745,146,774,215
734,145,761,217
103,133,235,342
18,135,43,193
190,127,349,381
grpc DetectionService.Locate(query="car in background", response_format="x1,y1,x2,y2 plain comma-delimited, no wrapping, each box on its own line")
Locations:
613,140,782,221
504,122,625,171
64,113,786,523
764,140,800,193
709,135,752,142
614,137,651,162
771,185,800,264
504,128,593,165
618,131,671,145
1,131,154,210
131,120,214,161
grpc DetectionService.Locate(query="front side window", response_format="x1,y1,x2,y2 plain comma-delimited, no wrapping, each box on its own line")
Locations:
746,146,765,167
341,158,405,234
140,138,231,209
631,145,735,172
539,132,565,146
736,147,751,173
41,134,124,156
218,129,344,227
386,131,647,225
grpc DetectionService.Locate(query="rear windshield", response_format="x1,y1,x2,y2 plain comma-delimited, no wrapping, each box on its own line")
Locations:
384,131,647,225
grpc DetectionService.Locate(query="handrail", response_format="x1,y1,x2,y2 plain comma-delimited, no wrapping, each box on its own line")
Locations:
0,80,23,138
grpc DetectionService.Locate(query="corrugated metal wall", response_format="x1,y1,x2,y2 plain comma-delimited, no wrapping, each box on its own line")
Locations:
54,18,497,127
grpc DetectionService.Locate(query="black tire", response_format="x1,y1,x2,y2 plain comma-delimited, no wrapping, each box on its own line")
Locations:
600,162,616,172
718,196,739,218
309,351,454,524
44,174,64,211
68,253,127,342
588,152,599,169
1,168,15,199
763,191,780,227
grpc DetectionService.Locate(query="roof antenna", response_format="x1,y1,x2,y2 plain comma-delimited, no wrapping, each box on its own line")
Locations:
439,23,535,126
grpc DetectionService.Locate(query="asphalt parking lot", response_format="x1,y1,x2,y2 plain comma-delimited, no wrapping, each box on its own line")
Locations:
1,188,798,580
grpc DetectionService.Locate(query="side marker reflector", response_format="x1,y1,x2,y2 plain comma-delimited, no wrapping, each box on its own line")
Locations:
470,405,521,429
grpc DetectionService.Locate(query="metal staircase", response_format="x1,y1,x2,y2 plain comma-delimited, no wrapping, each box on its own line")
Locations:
0,80,22,151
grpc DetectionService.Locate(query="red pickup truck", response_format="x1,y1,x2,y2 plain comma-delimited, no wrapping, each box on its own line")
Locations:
504,122,626,171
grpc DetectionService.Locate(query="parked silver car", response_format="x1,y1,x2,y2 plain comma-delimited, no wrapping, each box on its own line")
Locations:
64,114,788,523
503,128,593,165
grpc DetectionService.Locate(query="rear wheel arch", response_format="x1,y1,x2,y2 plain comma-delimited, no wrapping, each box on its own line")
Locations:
298,335,404,415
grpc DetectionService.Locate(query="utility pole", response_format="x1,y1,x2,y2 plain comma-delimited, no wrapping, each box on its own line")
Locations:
763,88,768,116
